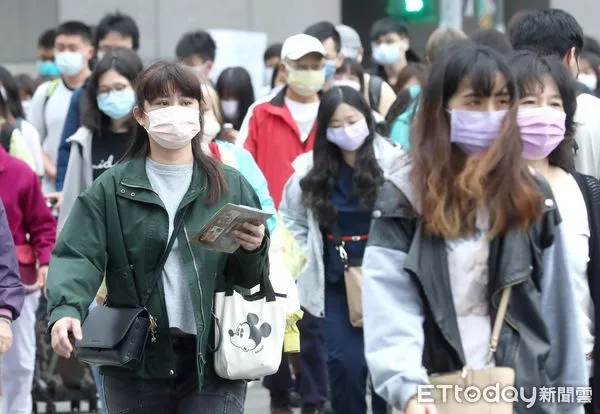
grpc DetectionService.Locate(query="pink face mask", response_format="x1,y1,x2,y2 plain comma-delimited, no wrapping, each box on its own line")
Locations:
144,106,201,149
517,106,566,160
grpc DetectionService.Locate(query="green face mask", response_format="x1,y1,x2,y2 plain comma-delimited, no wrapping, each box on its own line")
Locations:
286,67,326,97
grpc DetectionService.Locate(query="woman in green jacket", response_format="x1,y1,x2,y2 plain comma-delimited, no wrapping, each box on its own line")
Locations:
47,61,269,414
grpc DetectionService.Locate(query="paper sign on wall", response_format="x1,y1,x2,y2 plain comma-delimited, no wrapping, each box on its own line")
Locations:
207,29,268,96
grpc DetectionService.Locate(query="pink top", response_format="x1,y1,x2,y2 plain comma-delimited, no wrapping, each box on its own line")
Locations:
0,146,56,266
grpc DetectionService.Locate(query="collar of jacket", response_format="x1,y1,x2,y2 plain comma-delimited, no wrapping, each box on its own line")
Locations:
378,168,560,368
117,157,207,209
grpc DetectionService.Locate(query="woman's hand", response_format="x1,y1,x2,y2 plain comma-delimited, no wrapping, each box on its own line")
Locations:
38,265,49,292
51,317,82,358
404,396,437,414
0,319,13,354
45,191,63,210
234,222,265,252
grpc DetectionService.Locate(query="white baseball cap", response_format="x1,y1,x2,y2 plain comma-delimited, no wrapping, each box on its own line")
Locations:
281,34,325,61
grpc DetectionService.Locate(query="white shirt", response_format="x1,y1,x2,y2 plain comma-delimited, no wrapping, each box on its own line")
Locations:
284,97,319,142
552,173,594,377
447,229,493,370
574,93,600,179
27,79,74,192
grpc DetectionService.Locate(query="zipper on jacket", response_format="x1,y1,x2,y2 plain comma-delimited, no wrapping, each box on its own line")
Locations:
120,182,154,192
183,225,207,369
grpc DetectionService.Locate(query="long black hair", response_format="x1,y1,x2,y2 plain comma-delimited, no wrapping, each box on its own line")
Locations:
125,61,227,204
508,50,577,171
300,86,383,226
335,58,365,91
215,67,255,130
0,66,25,119
83,47,143,132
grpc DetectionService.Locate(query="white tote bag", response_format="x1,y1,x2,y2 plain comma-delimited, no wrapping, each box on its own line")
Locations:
213,273,287,380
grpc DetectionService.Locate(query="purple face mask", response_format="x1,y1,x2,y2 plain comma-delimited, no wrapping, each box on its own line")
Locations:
449,109,508,154
517,106,566,160
326,118,370,151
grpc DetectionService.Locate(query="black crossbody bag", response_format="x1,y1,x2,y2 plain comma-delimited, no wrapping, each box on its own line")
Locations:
75,206,189,369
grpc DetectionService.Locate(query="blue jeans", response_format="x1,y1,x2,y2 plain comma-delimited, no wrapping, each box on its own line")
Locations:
88,301,107,413
323,282,387,414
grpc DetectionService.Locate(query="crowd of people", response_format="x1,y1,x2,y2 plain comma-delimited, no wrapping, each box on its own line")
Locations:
0,6,600,414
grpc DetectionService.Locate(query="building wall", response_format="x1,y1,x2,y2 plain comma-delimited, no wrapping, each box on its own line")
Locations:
0,0,341,73
550,0,600,41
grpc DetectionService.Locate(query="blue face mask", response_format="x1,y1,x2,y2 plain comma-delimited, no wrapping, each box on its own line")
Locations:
324,60,337,81
372,43,402,66
97,90,136,120
37,60,61,77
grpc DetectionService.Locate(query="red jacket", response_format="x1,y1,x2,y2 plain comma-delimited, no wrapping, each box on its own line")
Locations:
244,87,316,208
0,147,56,272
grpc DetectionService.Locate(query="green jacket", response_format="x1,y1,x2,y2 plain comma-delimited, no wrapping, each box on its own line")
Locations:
46,157,269,388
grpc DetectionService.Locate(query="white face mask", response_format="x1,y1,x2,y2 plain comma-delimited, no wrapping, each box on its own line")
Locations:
144,106,201,149
202,112,222,142
332,79,361,91
220,100,239,119
55,51,84,77
578,73,598,91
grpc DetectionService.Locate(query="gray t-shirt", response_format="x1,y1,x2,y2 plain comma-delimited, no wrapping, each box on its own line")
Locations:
145,158,196,335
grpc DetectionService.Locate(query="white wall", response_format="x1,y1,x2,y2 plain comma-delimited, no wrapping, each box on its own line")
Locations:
550,0,600,41
0,0,341,74
57,0,341,60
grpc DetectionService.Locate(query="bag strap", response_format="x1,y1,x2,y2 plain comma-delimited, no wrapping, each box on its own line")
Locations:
488,286,512,355
368,75,382,112
140,206,189,307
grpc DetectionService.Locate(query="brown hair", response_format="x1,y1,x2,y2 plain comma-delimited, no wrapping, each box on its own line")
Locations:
125,61,227,204
393,63,428,92
410,44,542,239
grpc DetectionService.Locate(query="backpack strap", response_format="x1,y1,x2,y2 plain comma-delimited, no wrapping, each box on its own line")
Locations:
368,75,383,112
43,79,60,113
571,173,600,304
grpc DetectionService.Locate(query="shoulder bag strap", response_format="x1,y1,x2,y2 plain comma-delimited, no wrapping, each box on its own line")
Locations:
140,205,190,307
489,286,512,355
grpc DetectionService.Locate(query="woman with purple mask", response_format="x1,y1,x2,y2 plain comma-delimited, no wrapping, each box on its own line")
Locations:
361,44,586,414
509,50,600,414
280,86,400,414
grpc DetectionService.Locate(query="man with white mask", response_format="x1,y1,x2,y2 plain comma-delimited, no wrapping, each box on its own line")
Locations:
28,21,94,193
336,24,396,116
